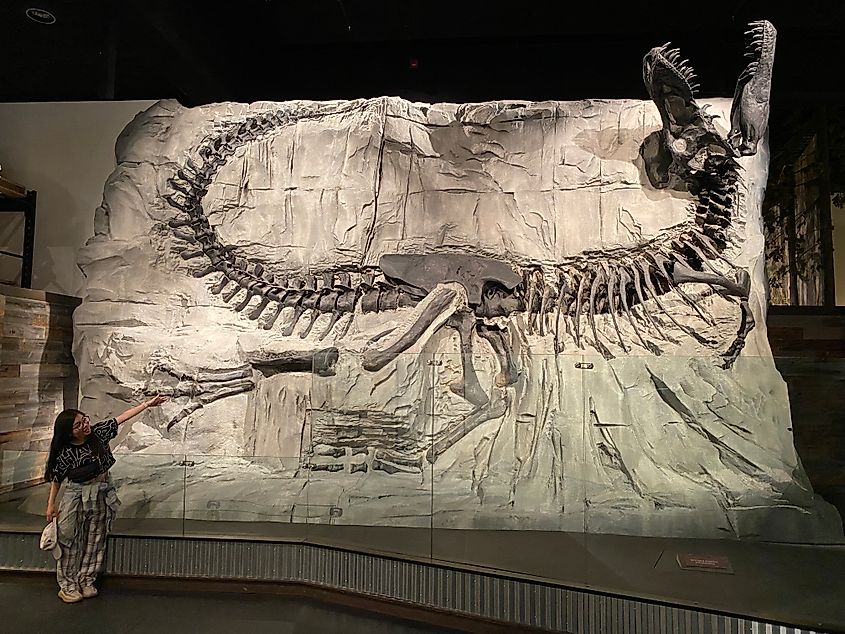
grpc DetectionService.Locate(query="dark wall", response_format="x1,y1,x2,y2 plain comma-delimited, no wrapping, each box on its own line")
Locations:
769,309,845,520
2,2,845,107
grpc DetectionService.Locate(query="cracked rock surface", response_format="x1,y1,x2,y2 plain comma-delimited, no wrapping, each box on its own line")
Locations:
66,97,842,542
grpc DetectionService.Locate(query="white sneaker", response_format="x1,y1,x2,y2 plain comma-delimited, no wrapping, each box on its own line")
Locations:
58,589,83,603
81,586,98,598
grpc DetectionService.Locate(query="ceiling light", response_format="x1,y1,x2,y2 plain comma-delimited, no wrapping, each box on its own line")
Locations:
25,8,56,25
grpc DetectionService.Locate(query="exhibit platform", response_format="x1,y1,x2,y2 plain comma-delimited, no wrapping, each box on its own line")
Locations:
1,485,841,633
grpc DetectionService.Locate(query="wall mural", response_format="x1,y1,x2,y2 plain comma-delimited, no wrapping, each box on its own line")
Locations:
73,21,843,539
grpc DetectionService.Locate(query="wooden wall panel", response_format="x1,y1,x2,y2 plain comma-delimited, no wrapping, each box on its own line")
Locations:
0,284,80,494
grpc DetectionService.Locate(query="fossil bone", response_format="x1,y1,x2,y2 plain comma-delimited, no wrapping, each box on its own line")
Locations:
730,20,777,156
68,20,844,545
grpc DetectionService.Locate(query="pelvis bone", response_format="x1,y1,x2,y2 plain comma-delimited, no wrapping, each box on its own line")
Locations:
152,21,777,472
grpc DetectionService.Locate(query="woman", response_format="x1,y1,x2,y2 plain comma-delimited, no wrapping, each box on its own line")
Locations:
44,395,167,603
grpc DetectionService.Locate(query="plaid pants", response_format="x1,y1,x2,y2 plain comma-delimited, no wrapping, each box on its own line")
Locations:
56,480,118,593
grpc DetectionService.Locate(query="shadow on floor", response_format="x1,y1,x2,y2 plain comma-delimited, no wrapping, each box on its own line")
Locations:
2,573,460,634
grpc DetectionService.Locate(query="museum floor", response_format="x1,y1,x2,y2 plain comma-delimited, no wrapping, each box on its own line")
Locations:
1,572,458,634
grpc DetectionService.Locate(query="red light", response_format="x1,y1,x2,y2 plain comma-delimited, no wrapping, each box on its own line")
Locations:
409,58,419,70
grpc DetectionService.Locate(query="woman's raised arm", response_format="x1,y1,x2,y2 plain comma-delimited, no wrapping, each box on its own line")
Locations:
115,395,168,425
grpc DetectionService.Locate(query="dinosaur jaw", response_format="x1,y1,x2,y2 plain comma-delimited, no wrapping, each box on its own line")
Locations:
729,20,778,156
643,44,700,131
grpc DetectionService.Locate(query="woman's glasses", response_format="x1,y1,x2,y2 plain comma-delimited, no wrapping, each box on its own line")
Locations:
72,415,91,429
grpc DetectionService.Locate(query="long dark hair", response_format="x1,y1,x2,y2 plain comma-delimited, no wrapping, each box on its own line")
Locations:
44,409,106,481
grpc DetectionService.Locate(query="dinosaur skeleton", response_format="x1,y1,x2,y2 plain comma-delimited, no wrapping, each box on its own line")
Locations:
147,21,777,474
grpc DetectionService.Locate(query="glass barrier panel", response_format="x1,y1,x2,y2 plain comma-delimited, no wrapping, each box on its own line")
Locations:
302,351,434,556
0,449,49,531
0,450,187,537
426,350,590,584
182,454,302,540
575,351,844,546
109,452,187,537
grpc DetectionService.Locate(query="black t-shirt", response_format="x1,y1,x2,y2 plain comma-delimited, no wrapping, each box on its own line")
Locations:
51,419,118,483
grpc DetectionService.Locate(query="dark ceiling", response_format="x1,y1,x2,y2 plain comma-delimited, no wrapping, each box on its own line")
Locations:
2,1,845,107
